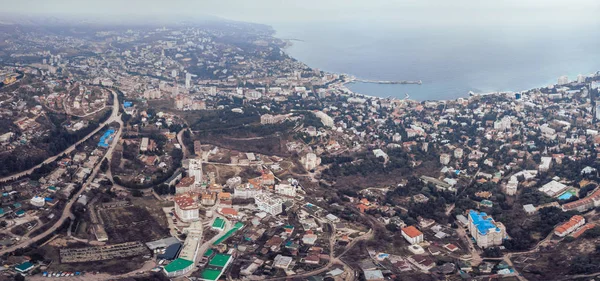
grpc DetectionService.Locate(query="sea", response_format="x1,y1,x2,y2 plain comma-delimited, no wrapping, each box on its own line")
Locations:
274,22,600,101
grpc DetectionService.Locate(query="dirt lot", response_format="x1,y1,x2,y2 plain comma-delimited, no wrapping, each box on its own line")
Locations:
199,135,290,158
514,237,600,280
98,204,169,243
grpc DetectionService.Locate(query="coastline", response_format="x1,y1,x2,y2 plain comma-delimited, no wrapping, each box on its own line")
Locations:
277,30,599,103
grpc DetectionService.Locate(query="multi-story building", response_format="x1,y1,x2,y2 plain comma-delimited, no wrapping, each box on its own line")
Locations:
255,193,284,216
562,188,600,212
313,111,334,127
176,176,198,194
557,75,569,85
174,193,199,222
467,210,507,248
454,148,464,159
274,184,296,198
188,159,203,186
301,152,321,171
234,183,263,199
401,226,424,245
554,215,585,237
440,154,451,165
140,137,149,152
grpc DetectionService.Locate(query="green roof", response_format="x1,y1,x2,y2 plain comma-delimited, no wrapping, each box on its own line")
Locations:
213,222,244,245
208,253,231,268
15,261,34,272
212,217,225,229
163,258,193,273
201,268,222,281
204,248,214,257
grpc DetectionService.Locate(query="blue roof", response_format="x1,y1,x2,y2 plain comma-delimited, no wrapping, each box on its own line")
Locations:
123,101,133,108
98,129,115,148
469,210,500,235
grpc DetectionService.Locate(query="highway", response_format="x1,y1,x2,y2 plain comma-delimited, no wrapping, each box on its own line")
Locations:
0,90,123,255
0,90,120,184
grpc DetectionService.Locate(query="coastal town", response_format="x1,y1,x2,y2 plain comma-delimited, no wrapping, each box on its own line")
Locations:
0,18,599,281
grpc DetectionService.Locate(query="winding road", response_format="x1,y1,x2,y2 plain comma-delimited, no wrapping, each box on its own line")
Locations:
0,90,121,184
0,90,123,255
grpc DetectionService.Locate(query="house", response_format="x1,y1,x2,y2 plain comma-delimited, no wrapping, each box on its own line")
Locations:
363,270,385,281
15,261,34,273
523,204,537,215
273,255,293,269
401,226,424,244
554,215,585,237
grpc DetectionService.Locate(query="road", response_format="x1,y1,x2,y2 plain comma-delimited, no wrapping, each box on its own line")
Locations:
176,128,191,159
262,222,373,281
0,90,120,184
0,90,123,255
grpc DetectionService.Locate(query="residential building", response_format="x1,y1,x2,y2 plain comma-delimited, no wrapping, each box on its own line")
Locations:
255,193,284,216
440,153,451,165
140,137,149,151
234,183,262,199
313,110,334,127
554,215,585,237
274,183,296,198
301,152,321,171
188,159,203,185
174,193,199,222
562,188,600,212
467,210,507,248
401,226,424,245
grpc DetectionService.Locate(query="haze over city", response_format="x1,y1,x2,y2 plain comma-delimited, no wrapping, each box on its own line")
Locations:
0,1,599,281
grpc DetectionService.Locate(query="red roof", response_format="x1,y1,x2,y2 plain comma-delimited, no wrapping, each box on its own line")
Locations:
555,215,584,235
401,226,423,238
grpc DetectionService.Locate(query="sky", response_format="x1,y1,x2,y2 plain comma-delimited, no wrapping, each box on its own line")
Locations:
1,0,600,27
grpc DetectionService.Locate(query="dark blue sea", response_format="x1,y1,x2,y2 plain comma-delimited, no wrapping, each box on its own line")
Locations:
274,22,600,100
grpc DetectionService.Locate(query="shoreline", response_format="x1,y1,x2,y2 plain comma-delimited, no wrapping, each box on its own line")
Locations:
277,32,599,103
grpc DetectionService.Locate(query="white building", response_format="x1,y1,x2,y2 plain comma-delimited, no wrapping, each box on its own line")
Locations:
538,156,552,172
301,152,321,171
505,176,519,196
454,148,464,159
440,153,451,165
234,183,262,199
557,75,569,85
174,193,200,222
188,159,203,185
494,117,512,131
274,184,296,198
467,210,507,248
538,180,568,197
30,196,45,207
140,137,149,152
255,193,284,216
554,215,585,237
313,111,334,127
401,226,424,245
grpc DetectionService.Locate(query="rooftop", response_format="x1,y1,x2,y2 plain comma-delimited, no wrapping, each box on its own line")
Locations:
401,225,423,238
208,253,232,268
163,258,193,273
201,268,222,281
469,210,501,235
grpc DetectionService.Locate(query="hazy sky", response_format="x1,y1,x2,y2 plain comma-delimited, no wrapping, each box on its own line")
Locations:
2,0,600,27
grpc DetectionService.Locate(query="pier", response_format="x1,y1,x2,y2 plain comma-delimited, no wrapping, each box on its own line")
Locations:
356,79,422,85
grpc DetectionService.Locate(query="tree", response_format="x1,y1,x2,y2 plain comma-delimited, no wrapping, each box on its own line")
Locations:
100,159,109,173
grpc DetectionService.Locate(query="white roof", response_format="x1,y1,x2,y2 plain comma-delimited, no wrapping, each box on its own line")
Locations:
538,180,567,196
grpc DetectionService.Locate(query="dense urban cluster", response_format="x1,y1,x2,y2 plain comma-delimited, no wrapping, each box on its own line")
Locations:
0,19,599,281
